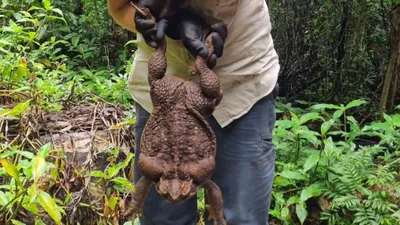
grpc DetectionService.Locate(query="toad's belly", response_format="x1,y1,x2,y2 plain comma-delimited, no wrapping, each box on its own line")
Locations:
140,103,216,164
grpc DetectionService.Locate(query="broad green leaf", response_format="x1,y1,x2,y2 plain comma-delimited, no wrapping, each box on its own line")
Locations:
28,6,44,11
16,150,35,159
299,130,321,146
22,201,39,214
392,210,400,219
290,112,300,124
0,40,12,45
0,100,30,117
42,0,52,10
112,177,135,191
303,152,320,172
86,170,109,179
296,203,308,224
38,143,51,158
274,120,295,129
287,196,300,205
345,99,367,109
108,196,118,210
321,119,335,135
11,220,26,225
310,103,341,110
279,171,307,180
37,190,61,224
392,114,400,127
281,207,290,219
383,113,393,125
0,191,8,206
35,220,46,225
9,20,23,32
32,156,46,182
16,57,28,81
124,153,135,166
333,110,344,120
108,162,126,178
72,36,79,46
300,184,322,202
52,8,63,17
323,137,338,157
28,185,38,203
299,112,321,125
0,159,21,186
362,122,389,131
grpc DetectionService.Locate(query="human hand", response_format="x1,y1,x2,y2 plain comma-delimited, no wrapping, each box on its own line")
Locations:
177,9,228,69
133,0,183,48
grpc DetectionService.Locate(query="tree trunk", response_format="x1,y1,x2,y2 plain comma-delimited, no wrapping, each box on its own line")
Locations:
379,4,400,119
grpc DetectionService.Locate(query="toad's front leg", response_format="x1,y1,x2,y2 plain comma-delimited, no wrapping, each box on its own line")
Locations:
204,180,227,225
195,35,223,104
122,176,153,222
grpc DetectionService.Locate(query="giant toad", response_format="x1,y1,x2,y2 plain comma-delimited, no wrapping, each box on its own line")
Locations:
122,5,226,225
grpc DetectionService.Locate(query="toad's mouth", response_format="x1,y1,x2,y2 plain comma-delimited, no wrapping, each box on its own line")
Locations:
155,177,199,204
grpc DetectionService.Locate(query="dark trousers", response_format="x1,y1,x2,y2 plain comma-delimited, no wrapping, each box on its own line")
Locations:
133,87,277,225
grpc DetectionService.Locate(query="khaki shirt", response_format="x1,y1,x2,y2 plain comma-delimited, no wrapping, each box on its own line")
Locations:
127,0,280,128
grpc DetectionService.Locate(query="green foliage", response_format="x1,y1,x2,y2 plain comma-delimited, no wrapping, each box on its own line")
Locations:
0,0,134,110
1,1,399,225
271,98,400,225
0,142,65,224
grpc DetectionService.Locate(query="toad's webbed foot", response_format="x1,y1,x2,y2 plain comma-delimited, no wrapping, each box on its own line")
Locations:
204,180,227,225
122,176,153,222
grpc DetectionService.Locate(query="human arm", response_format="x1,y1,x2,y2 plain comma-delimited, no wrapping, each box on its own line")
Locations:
107,0,137,33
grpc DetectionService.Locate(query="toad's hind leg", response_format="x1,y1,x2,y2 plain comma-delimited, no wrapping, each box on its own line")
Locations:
195,34,223,104
122,176,153,222
204,180,227,225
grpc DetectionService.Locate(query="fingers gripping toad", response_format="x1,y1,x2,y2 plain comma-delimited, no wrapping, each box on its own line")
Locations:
122,4,226,225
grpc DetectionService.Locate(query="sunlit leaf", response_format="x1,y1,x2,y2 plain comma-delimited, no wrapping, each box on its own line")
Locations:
321,119,335,135
37,190,62,224
0,159,21,186
300,184,322,202
108,162,126,178
296,203,308,224
111,177,135,191
303,152,320,172
0,191,9,206
279,171,307,180
42,0,52,11
310,103,341,110
108,196,118,210
0,100,31,118
281,206,290,219
52,8,63,17
333,110,344,120
32,156,46,182
345,99,367,109
299,112,321,125
86,170,109,179
38,143,51,158
11,220,26,225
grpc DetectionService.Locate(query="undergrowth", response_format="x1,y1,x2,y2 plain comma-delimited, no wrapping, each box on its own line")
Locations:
0,1,399,225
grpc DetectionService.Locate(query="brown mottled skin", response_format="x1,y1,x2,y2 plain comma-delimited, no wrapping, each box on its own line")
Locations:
122,5,226,225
